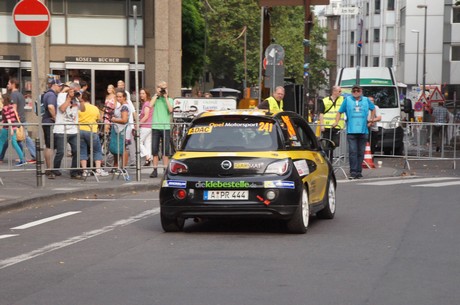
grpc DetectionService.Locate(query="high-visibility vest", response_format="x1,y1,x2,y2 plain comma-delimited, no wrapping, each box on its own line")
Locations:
265,96,283,112
322,95,345,129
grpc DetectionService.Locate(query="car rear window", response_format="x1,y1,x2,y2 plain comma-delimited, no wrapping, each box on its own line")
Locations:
182,118,280,151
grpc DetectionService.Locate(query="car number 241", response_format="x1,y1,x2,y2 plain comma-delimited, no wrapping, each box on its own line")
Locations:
204,190,249,200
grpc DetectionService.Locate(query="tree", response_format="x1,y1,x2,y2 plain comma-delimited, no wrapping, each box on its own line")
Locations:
182,0,205,88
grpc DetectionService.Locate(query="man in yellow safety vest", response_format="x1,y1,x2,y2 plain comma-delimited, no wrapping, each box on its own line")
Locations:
257,86,284,112
319,86,345,159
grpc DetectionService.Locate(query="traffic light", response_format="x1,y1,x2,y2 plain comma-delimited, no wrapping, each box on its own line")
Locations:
302,39,310,47
303,63,310,69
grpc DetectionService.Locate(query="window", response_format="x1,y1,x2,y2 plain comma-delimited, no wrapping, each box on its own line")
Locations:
375,0,381,14
0,0,16,13
385,58,393,67
400,8,406,26
366,3,369,15
350,55,355,67
387,0,395,11
454,7,460,23
452,46,460,61
373,57,379,67
365,30,369,43
386,27,395,41
365,56,369,67
374,29,380,42
50,0,64,14
351,31,355,43
68,0,126,16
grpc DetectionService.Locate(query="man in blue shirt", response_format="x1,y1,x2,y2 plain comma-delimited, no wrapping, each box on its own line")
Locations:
332,85,375,179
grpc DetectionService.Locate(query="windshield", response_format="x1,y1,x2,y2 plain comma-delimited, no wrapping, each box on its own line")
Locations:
182,118,280,152
361,87,399,109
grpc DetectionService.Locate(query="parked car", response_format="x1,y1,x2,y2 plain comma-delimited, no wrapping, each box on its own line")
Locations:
159,109,337,233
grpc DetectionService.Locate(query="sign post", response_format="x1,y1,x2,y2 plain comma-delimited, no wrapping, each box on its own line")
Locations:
13,0,51,188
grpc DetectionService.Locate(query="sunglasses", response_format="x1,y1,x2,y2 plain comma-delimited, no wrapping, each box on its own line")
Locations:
352,89,361,93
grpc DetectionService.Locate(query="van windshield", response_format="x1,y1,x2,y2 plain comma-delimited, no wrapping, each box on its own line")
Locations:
362,87,398,109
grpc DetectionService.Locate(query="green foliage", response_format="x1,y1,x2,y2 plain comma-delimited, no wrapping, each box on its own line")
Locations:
182,0,205,87
308,20,334,95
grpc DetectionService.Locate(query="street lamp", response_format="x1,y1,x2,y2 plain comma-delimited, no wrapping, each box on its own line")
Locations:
417,5,427,96
411,30,420,86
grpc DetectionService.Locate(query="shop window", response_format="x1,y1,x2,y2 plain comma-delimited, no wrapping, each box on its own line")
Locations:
452,46,460,61
0,68,19,93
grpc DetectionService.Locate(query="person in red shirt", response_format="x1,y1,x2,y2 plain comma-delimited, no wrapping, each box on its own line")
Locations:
0,94,26,166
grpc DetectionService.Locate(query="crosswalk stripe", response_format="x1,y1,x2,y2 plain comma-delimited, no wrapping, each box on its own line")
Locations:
0,234,19,240
412,181,460,187
357,177,457,186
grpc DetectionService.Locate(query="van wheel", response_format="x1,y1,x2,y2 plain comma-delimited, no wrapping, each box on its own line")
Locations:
286,186,309,234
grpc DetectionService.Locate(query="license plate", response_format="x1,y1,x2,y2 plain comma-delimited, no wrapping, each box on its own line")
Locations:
203,190,249,200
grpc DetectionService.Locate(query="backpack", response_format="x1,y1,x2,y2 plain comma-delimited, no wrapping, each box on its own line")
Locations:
34,91,47,116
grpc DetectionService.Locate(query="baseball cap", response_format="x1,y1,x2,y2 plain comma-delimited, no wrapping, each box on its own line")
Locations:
48,79,63,86
352,84,362,91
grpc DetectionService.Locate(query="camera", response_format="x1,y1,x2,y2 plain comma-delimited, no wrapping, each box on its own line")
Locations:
160,88,166,95
74,91,81,98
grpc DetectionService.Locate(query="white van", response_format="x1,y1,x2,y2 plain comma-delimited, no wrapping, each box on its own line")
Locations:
336,67,404,155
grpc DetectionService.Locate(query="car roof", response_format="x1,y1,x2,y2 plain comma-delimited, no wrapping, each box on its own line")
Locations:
194,109,301,120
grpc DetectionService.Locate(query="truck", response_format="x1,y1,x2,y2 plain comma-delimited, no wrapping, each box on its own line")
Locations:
336,67,404,155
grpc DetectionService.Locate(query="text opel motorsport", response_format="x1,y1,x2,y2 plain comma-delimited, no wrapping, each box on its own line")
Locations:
159,109,337,233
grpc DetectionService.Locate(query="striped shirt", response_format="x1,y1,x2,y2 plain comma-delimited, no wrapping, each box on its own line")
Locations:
2,105,19,130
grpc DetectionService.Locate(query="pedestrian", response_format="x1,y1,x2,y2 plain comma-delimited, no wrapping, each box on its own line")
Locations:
0,94,26,166
42,78,64,179
138,88,153,166
103,84,116,134
6,78,36,163
367,96,382,153
53,82,85,179
318,86,344,160
149,81,173,178
332,84,375,179
257,86,284,112
110,89,131,170
431,100,449,152
78,91,109,177
117,80,137,166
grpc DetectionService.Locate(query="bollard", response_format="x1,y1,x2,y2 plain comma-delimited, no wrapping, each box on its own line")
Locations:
35,137,44,187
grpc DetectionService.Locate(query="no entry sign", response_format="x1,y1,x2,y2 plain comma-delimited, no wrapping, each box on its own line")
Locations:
13,0,50,37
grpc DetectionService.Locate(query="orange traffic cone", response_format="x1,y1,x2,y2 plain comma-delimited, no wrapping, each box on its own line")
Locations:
362,142,375,169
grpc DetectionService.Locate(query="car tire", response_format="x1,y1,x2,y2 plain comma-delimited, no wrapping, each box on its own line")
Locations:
317,178,336,219
160,211,185,232
286,186,309,234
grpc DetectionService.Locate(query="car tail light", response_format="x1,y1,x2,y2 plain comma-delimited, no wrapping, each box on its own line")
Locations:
265,159,290,175
169,160,188,174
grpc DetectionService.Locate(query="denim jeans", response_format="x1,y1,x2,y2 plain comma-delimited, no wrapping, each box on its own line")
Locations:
54,133,79,175
0,127,35,160
347,133,368,176
80,130,103,161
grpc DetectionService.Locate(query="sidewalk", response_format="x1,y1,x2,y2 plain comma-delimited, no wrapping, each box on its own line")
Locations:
0,165,161,212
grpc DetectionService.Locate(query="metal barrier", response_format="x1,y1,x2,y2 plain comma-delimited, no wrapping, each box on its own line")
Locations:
313,120,460,174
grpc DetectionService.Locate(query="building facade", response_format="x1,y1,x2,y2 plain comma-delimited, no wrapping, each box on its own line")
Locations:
317,0,459,100
0,0,181,106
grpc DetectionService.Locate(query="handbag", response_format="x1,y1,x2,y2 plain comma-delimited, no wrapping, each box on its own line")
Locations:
109,126,126,155
13,109,26,142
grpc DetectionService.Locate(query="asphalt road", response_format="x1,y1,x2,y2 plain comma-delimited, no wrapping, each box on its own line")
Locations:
1,175,459,305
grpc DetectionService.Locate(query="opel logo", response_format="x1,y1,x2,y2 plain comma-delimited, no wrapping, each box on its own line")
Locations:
221,160,232,170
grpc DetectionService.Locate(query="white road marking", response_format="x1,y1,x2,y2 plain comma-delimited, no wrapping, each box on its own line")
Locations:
357,177,457,186
14,14,49,21
412,180,460,187
0,208,160,270
11,211,82,230
0,234,19,240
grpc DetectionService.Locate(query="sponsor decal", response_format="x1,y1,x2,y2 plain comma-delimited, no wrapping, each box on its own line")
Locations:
162,180,187,188
294,160,310,176
258,122,273,133
188,126,213,135
208,122,259,128
234,162,264,169
264,180,295,189
195,181,259,189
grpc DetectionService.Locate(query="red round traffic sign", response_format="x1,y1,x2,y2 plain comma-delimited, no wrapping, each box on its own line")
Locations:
13,0,50,37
